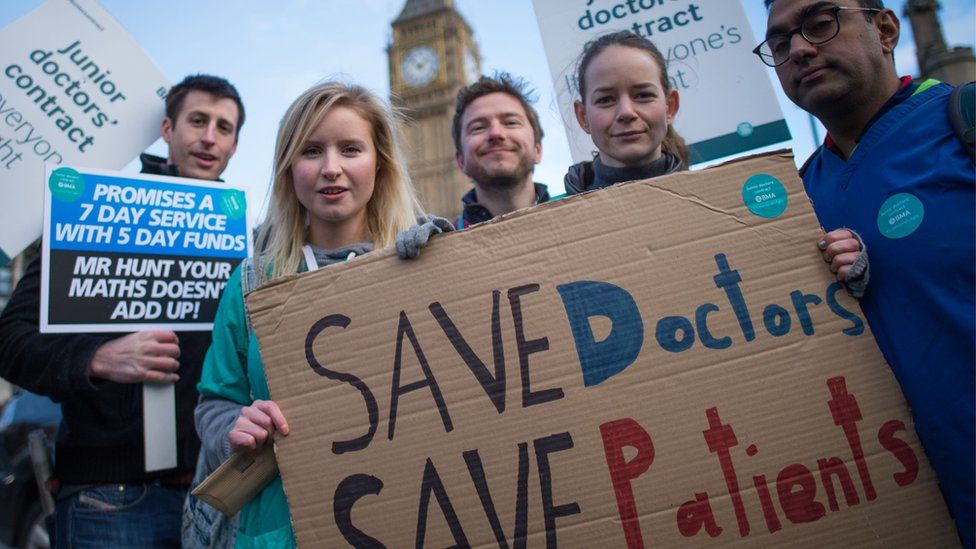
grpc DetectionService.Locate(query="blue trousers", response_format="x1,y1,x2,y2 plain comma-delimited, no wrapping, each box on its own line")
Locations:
54,483,183,548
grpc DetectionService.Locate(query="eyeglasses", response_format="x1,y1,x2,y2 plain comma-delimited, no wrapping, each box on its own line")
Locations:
753,6,882,67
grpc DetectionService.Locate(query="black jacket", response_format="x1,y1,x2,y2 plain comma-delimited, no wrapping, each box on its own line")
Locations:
456,182,551,229
563,153,684,196
139,152,179,177
0,155,212,483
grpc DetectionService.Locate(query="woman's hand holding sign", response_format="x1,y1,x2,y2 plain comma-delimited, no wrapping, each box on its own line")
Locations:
229,400,290,453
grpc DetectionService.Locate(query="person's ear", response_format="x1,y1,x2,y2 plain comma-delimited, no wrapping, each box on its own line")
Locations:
161,117,173,143
533,141,542,164
876,9,900,54
574,100,591,134
666,89,679,124
455,151,464,171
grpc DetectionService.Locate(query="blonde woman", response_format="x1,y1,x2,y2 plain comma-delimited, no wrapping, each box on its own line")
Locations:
193,82,450,547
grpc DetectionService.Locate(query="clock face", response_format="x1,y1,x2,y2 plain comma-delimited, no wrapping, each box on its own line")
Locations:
463,49,479,84
401,45,439,88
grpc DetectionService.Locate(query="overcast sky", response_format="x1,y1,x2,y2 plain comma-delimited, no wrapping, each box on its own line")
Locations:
2,0,974,222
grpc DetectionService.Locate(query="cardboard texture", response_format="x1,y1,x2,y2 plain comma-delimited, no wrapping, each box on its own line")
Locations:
248,152,958,547
192,445,278,517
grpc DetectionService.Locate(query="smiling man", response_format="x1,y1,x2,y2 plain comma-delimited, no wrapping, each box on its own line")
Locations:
142,74,243,181
0,73,244,547
452,73,549,228
758,1,974,545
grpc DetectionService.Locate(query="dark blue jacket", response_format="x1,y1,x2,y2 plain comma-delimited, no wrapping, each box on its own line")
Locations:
803,81,975,546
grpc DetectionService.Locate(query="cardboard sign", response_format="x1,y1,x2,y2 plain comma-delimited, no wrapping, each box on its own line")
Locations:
247,152,957,547
40,165,250,333
531,0,791,165
0,0,169,265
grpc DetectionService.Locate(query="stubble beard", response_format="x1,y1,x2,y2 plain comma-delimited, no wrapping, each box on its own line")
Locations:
465,150,535,190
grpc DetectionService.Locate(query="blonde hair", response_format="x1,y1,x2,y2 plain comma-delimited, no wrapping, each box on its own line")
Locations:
255,82,421,282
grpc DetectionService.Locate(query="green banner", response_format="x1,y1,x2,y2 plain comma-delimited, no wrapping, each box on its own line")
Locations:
689,119,792,165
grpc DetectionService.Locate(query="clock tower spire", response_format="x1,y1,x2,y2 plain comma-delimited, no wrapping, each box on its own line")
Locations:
388,0,481,219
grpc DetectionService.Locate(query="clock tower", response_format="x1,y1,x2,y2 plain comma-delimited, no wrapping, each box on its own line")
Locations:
389,0,481,219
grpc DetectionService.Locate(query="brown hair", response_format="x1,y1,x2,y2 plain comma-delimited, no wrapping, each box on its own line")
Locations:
575,31,689,167
452,72,544,156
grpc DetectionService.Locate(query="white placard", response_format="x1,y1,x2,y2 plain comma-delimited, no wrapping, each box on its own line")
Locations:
531,0,791,165
0,0,169,264
143,383,176,472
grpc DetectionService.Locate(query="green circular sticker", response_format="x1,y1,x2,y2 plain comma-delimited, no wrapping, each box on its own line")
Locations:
736,122,754,137
742,174,788,218
877,193,924,239
220,189,246,219
48,167,85,202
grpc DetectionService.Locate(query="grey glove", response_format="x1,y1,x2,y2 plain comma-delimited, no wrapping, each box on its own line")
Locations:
396,214,455,259
844,229,870,299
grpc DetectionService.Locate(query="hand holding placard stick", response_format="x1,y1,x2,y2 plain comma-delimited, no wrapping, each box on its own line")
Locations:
89,329,183,471
89,330,181,383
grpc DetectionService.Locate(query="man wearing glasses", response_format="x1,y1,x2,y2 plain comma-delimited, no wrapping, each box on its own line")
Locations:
757,1,974,546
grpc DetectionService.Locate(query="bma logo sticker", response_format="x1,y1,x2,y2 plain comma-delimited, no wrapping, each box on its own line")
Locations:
48,167,85,202
877,193,924,239
220,189,246,220
742,173,788,218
